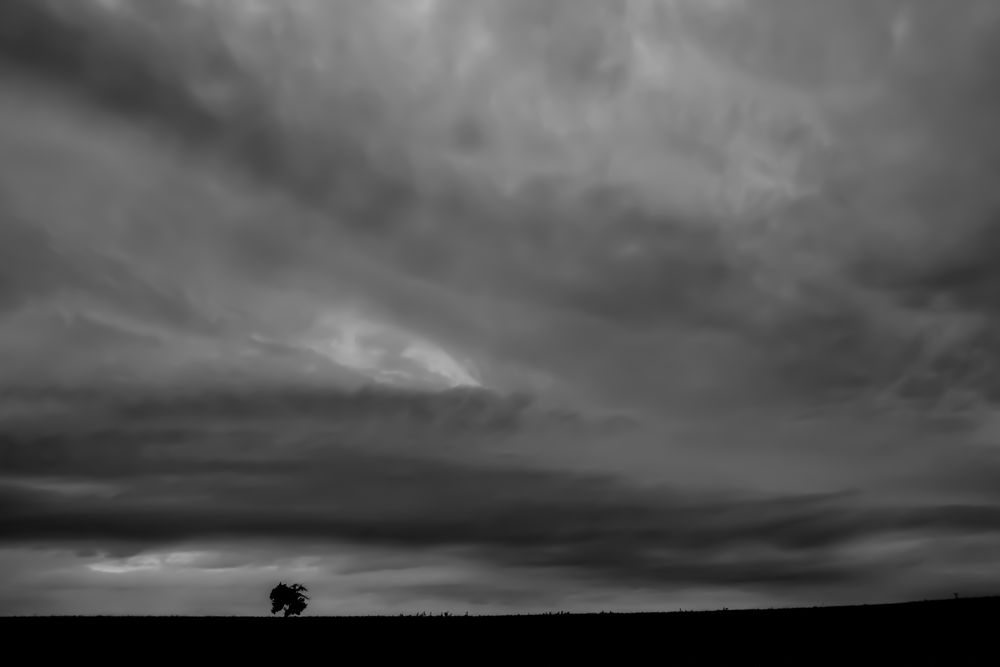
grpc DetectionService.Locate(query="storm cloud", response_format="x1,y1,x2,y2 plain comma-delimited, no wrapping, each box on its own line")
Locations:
2,0,1000,614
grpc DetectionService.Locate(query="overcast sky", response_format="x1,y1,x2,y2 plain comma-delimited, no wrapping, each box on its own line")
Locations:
2,0,1000,616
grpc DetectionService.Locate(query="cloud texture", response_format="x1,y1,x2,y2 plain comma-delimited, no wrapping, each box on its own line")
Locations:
1,0,1000,614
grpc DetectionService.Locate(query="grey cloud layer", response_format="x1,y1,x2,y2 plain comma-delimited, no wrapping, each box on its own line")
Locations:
3,0,1000,612
2,388,998,596
0,0,993,412
3,387,1000,601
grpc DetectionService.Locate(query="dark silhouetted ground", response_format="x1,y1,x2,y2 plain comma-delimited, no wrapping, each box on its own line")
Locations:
4,596,996,663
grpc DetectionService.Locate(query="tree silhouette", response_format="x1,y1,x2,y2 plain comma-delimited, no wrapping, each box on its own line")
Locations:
269,582,309,617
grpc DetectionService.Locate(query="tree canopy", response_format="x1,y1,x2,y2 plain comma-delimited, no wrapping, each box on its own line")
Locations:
270,582,309,617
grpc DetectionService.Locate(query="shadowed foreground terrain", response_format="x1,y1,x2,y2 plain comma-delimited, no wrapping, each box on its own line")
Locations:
6,596,997,662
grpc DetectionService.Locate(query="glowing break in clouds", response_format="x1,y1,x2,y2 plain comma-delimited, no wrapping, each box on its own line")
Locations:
301,309,481,390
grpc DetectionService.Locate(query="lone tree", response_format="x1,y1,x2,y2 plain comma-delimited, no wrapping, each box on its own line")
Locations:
269,582,309,617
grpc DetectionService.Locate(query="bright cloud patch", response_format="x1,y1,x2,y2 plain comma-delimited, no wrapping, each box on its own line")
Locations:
302,310,481,389
89,551,207,574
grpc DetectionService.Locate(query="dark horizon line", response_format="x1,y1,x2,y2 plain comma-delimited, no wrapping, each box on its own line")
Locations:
5,594,998,619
